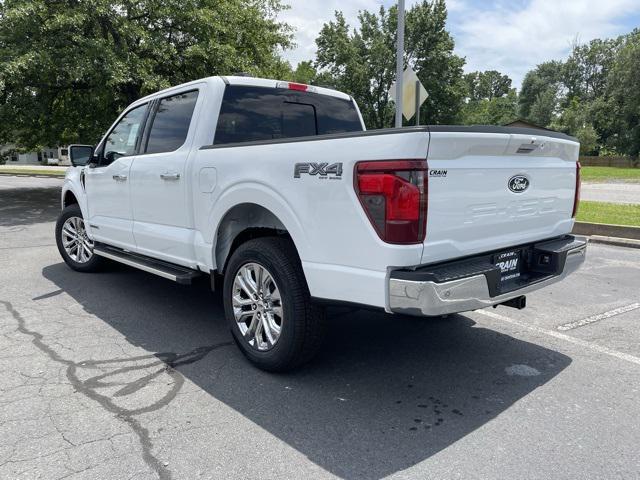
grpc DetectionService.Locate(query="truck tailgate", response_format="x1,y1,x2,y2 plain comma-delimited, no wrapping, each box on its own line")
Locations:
423,130,580,264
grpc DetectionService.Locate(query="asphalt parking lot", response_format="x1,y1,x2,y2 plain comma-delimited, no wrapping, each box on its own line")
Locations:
1,177,639,480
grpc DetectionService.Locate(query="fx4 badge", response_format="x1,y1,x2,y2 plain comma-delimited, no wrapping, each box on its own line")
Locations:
294,162,343,180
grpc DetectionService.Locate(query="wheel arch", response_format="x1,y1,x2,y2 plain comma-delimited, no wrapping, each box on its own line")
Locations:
214,203,298,274
63,189,79,208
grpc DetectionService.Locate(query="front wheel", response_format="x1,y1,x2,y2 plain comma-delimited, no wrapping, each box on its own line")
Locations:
223,237,326,372
55,204,103,272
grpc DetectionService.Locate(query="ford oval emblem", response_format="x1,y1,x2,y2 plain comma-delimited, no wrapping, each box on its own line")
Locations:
508,175,530,193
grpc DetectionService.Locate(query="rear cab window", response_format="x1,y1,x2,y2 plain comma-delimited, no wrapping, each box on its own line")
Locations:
145,90,198,154
214,85,362,145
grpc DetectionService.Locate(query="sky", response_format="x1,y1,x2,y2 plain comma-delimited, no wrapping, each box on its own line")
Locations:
278,0,640,89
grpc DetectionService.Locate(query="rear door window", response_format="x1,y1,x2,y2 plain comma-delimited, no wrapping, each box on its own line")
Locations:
145,90,198,154
214,85,362,145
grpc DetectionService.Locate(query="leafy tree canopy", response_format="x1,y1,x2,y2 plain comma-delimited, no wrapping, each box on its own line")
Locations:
0,0,292,148
461,89,518,126
464,70,512,101
315,0,466,129
520,29,640,157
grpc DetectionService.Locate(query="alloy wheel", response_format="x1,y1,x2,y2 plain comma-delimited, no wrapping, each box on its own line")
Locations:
232,262,283,351
61,216,94,264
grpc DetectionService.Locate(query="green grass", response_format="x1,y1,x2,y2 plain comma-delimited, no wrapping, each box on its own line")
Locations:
0,167,66,177
576,201,640,227
581,166,640,183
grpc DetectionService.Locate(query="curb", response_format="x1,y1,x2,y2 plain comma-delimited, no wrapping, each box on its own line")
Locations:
0,173,65,178
587,235,640,249
573,221,640,240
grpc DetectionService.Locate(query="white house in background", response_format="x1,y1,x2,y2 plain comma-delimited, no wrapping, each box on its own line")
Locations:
1,144,70,165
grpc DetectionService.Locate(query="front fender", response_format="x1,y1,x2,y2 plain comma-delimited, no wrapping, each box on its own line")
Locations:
61,168,91,235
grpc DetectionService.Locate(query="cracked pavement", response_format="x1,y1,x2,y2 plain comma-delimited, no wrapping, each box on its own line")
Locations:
1,176,639,479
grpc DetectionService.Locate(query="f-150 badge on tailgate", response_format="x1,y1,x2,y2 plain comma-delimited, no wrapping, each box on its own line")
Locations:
294,162,343,179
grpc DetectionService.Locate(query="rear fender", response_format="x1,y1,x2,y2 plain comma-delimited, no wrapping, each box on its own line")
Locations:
207,183,309,271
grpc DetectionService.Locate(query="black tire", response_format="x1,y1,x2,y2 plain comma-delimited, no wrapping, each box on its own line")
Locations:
223,237,326,372
55,203,103,273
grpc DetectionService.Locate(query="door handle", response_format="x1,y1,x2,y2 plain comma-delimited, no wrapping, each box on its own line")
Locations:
112,174,127,182
160,172,181,181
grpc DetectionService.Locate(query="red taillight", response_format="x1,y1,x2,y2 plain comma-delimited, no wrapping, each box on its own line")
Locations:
572,161,581,218
288,82,308,91
355,160,428,244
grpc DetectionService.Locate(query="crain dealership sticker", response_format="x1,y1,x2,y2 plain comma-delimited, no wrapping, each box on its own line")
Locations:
495,250,521,281
429,169,447,177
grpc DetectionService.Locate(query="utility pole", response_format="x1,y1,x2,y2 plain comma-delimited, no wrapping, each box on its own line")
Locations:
395,0,405,128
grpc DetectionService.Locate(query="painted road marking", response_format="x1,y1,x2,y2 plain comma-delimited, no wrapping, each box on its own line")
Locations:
476,309,640,367
557,303,640,331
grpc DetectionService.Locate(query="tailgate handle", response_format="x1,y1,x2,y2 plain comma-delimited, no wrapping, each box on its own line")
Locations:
516,138,544,154
160,172,181,181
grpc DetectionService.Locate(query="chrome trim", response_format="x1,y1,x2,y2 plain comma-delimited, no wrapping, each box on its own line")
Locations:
93,249,178,282
388,240,587,317
160,172,180,180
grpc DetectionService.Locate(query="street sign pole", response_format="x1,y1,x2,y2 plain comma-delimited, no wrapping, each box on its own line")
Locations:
395,0,405,128
415,79,420,126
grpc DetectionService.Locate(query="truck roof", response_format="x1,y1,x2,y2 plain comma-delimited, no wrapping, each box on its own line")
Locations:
133,75,352,106
221,76,352,101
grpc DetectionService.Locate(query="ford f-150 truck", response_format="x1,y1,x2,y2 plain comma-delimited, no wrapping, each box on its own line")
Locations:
57,75,587,371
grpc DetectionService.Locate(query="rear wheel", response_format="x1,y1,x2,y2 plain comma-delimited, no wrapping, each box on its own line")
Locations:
55,204,103,272
223,237,325,372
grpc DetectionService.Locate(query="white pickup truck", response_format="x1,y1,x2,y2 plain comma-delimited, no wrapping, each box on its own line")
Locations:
57,75,587,371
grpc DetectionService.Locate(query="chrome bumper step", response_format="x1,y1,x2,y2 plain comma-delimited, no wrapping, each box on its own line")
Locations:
388,235,588,317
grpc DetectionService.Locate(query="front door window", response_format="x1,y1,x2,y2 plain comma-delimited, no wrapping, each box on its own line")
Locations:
100,104,147,166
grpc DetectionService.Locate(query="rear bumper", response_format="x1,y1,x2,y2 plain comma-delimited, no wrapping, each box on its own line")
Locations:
388,235,587,317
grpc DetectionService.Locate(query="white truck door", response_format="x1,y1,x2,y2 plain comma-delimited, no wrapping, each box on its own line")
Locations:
85,103,148,250
129,89,199,265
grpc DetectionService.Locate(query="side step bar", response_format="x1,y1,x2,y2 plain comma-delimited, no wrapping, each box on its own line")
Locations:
93,244,202,284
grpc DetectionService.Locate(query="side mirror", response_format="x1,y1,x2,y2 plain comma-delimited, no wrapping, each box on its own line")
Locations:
69,144,95,167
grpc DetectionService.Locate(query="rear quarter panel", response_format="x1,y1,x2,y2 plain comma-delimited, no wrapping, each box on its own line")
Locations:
193,130,430,307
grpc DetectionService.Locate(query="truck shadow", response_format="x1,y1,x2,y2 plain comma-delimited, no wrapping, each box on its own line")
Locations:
42,262,571,480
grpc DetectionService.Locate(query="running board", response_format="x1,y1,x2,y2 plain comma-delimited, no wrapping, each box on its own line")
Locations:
93,244,202,284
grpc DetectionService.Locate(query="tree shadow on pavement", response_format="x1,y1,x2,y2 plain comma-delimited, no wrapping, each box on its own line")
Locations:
42,262,571,480
0,186,61,227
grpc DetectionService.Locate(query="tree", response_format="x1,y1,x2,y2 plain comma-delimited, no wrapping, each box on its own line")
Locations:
315,0,465,129
563,37,621,103
518,31,639,156
315,9,397,129
405,0,466,125
518,61,564,127
290,61,318,85
0,0,292,149
464,70,512,101
461,89,518,126
599,29,640,158
459,70,516,126
549,98,598,155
